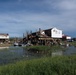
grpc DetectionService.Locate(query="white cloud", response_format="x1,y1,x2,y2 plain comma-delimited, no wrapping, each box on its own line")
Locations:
56,0,76,10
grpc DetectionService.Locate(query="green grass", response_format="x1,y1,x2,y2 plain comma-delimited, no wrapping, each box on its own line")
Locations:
0,55,76,75
25,45,65,51
24,45,65,55
25,45,50,51
69,41,76,46
50,45,65,51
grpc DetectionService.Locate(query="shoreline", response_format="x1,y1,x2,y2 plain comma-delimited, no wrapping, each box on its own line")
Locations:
0,47,9,49
0,43,11,49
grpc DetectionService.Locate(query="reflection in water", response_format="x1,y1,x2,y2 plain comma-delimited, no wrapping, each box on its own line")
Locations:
52,51,63,56
0,46,76,65
23,48,45,59
52,46,76,56
63,46,76,55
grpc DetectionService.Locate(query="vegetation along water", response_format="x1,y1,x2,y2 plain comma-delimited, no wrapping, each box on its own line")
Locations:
0,41,76,75
0,55,76,75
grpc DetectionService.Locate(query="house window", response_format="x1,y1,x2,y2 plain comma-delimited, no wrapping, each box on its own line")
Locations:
53,30,57,34
53,30,55,32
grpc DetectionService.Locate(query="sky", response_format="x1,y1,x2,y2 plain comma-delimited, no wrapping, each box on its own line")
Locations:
0,0,76,37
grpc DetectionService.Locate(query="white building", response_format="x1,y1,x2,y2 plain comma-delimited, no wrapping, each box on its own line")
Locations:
66,36,71,40
0,34,9,39
45,27,62,39
51,28,62,38
0,34,9,43
62,34,71,40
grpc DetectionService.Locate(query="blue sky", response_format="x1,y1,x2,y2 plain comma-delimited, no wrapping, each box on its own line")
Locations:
0,0,76,37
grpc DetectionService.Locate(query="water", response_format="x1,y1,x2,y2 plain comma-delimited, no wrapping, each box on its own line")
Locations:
0,46,76,65
63,46,76,55
52,46,76,56
0,46,43,65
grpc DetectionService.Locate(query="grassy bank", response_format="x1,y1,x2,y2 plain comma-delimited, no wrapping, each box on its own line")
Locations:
69,41,76,46
24,45,65,53
0,55,76,75
25,45,65,50
0,43,11,47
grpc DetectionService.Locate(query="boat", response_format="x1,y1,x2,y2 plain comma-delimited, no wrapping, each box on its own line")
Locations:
14,42,19,46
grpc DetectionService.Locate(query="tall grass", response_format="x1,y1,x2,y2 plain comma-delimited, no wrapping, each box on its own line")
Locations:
0,55,76,75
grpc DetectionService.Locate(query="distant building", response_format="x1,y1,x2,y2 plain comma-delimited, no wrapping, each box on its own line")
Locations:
62,34,71,40
0,33,9,43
